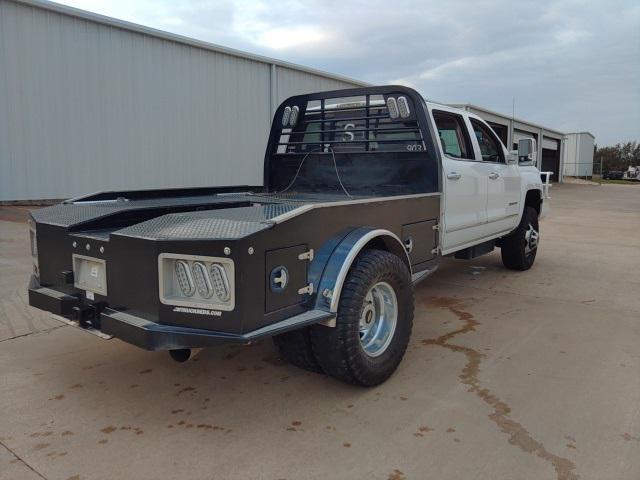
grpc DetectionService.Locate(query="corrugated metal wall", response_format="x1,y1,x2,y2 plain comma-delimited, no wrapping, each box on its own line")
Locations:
0,0,364,201
562,133,595,177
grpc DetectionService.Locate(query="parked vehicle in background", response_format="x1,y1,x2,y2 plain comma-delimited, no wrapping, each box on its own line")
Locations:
27,86,552,386
623,166,640,181
603,170,624,180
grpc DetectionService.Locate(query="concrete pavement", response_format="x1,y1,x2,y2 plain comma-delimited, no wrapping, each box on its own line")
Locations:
0,183,638,480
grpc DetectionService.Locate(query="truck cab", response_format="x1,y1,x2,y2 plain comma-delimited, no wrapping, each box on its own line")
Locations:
425,102,548,256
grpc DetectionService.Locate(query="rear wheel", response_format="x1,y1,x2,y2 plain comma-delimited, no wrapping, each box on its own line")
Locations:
500,206,539,271
310,249,413,386
272,327,323,373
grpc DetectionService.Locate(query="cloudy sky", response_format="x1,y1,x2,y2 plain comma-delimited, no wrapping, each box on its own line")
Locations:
59,0,639,146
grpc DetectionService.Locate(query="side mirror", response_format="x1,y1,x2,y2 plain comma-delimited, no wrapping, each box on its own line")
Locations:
518,138,537,164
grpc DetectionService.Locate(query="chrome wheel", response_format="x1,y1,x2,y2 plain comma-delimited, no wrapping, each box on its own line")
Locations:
524,223,539,256
359,281,398,357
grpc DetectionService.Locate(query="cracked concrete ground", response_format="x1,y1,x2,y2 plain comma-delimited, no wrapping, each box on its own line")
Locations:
0,183,638,480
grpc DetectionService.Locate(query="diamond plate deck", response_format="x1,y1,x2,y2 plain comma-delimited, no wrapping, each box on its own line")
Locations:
30,193,286,228
30,191,379,241
114,204,302,240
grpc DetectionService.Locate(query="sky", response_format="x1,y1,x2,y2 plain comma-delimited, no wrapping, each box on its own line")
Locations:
58,0,639,146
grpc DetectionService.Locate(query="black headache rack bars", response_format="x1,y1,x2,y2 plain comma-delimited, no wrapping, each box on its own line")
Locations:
263,85,441,196
273,90,425,154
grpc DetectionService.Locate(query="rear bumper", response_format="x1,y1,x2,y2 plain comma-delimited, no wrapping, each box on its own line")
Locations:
28,277,334,351
28,277,80,316
100,309,245,350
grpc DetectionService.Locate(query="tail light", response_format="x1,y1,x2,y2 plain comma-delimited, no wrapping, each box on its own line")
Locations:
159,254,234,311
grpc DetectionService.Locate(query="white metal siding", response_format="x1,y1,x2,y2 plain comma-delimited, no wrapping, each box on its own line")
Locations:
0,0,362,201
563,136,579,176
562,133,594,177
578,133,595,177
276,67,356,103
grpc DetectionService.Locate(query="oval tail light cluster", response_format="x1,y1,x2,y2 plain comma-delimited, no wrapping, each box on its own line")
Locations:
281,106,292,127
210,264,230,302
191,261,213,299
281,105,299,128
386,97,399,119
386,96,411,119
397,96,410,118
174,260,195,297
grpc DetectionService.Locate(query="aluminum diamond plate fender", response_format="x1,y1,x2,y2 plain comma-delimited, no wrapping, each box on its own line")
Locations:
311,227,411,315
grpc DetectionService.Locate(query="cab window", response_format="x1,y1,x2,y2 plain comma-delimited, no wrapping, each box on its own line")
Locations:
432,110,473,159
470,119,504,163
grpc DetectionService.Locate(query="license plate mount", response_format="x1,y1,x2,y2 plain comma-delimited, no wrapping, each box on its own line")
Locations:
72,254,107,296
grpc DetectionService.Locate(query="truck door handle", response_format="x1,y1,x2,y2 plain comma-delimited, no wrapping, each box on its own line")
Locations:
489,172,500,180
447,172,462,180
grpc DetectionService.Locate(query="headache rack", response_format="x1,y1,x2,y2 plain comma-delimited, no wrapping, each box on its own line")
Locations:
264,86,439,197
275,92,426,155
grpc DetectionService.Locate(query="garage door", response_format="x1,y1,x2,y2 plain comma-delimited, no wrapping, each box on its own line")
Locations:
541,137,560,182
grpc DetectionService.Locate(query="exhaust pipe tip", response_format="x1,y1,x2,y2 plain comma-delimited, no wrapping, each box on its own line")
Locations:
169,349,191,363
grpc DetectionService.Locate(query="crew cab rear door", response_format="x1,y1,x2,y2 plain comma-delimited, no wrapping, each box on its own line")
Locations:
468,117,521,236
430,108,491,251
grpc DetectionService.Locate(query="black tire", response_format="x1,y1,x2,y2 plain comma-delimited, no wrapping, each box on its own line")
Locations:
310,249,413,387
272,327,324,373
500,206,539,271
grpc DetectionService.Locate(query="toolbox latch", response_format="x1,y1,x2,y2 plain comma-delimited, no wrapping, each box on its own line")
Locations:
298,283,314,295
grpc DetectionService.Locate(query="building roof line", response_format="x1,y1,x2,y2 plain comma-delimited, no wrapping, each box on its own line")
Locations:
564,131,596,138
12,0,369,87
448,103,565,135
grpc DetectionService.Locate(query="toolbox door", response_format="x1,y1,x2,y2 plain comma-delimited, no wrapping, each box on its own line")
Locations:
265,244,308,313
401,220,437,266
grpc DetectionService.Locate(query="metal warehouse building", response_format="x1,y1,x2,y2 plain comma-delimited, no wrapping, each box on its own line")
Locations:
0,0,365,202
0,0,592,202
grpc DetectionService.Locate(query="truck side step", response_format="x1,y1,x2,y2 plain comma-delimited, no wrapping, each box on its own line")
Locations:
454,239,495,260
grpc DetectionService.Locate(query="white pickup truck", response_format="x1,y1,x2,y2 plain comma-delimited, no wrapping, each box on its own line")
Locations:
28,85,551,386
